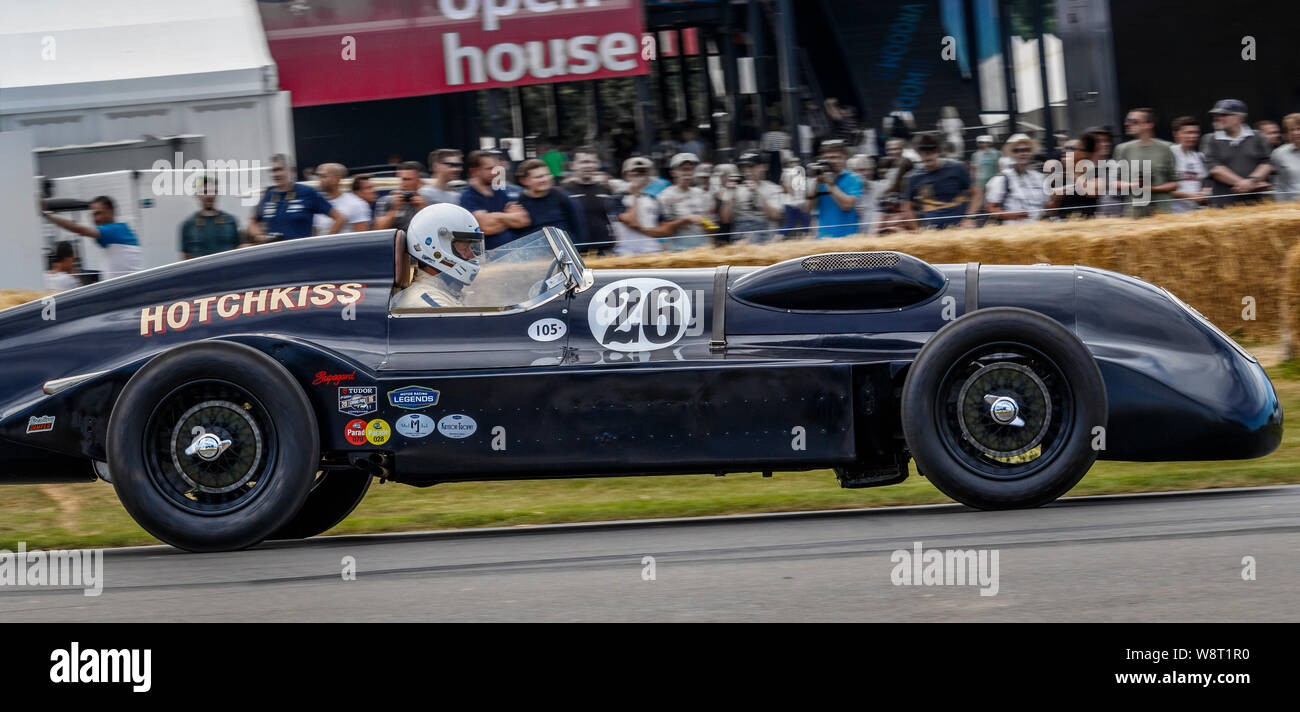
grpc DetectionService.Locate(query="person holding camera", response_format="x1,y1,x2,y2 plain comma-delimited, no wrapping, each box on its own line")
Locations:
806,140,864,238
374,161,430,232
725,152,784,243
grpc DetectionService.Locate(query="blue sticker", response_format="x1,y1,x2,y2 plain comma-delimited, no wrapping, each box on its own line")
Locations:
388,386,441,410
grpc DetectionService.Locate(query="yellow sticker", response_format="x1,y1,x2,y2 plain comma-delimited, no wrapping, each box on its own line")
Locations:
365,419,391,445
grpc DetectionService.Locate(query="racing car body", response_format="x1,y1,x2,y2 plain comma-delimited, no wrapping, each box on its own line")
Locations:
0,227,1282,550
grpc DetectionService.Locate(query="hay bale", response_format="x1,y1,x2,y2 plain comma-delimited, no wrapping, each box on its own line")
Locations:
1282,241,1300,360
0,290,48,311
590,202,1300,340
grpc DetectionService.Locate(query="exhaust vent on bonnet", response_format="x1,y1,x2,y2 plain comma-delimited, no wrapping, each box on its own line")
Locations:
731,251,946,311
802,252,901,271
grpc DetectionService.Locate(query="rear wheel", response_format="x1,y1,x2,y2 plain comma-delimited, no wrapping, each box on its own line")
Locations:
270,469,372,540
107,342,319,552
901,308,1107,509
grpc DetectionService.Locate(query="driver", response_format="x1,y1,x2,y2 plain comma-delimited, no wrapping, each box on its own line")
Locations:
391,204,486,309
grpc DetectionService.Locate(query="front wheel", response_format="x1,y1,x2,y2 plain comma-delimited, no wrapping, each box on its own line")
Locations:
901,307,1107,509
106,342,320,552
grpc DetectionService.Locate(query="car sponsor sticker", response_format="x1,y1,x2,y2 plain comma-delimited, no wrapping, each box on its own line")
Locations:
387,386,440,410
365,419,391,445
344,419,368,445
395,413,436,438
138,282,366,337
437,414,477,439
527,317,567,342
338,386,377,416
587,278,693,353
26,415,55,434
312,370,356,386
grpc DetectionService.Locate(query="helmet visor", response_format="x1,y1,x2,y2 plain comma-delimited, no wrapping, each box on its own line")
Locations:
450,231,484,260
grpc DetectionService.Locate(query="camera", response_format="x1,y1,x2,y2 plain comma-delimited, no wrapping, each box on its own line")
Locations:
807,160,832,178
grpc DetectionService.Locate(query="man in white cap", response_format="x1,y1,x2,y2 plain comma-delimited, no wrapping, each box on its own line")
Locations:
655,152,716,251
612,156,679,256
969,134,1000,217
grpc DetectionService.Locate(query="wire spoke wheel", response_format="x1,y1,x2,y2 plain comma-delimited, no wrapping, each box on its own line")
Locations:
143,380,278,515
938,343,1074,479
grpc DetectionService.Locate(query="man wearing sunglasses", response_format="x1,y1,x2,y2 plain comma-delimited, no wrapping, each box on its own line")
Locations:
423,149,465,206
1113,108,1176,217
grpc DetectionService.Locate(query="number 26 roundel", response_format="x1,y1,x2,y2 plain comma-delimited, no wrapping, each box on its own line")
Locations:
587,278,693,353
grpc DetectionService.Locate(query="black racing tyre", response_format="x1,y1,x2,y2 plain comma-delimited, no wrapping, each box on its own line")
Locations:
106,341,320,552
269,469,372,540
901,307,1107,510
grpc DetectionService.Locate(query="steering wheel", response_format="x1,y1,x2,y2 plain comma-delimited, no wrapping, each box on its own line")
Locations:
527,256,566,299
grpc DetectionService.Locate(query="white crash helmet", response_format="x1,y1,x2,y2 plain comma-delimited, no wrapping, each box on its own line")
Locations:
405,203,486,285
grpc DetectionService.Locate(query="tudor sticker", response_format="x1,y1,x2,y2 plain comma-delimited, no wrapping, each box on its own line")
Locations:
587,278,692,352
344,419,368,445
26,415,55,434
365,419,391,445
139,282,366,337
388,386,440,410
437,414,478,439
395,413,436,438
527,317,567,342
338,386,377,416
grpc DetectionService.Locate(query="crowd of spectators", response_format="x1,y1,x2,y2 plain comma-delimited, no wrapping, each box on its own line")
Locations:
39,97,1300,289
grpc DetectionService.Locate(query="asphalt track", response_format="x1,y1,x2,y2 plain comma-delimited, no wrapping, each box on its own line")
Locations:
1,485,1297,622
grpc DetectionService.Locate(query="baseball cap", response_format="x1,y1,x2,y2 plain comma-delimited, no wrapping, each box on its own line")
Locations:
622,156,653,174
736,151,761,166
669,152,700,168
1209,99,1247,115
976,134,994,144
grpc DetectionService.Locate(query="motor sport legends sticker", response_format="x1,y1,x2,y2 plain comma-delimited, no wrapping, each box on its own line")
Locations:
365,419,391,445
437,414,477,439
26,415,55,434
344,419,368,445
395,413,436,438
587,278,692,353
338,386,377,416
388,386,440,410
139,282,365,337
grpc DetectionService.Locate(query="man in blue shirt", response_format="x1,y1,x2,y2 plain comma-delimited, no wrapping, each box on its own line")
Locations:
809,140,864,238
516,158,586,243
41,195,143,280
460,150,531,250
249,154,343,241
903,134,973,229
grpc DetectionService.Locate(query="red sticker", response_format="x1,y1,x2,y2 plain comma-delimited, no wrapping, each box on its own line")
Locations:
344,419,368,446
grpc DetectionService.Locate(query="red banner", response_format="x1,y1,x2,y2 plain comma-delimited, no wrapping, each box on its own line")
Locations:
260,0,648,107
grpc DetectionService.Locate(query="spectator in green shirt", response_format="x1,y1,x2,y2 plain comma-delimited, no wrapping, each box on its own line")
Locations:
180,176,241,259
539,139,567,178
1113,107,1177,217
